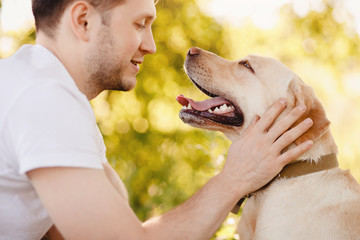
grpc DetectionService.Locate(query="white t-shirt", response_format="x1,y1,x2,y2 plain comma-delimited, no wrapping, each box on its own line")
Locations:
0,44,107,239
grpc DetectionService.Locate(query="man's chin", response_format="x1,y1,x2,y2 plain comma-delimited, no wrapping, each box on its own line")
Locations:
124,77,137,91
113,77,137,92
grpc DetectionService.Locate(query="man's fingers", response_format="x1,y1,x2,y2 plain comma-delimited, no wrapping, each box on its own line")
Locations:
273,117,313,152
256,98,287,131
277,140,313,165
267,104,307,141
244,115,260,133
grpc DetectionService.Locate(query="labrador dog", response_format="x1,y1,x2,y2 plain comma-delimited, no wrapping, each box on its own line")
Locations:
177,47,360,240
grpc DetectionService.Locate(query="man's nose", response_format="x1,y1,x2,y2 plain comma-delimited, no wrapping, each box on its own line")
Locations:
141,29,156,54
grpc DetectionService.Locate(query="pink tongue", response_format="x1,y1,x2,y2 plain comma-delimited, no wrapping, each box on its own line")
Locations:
176,94,231,111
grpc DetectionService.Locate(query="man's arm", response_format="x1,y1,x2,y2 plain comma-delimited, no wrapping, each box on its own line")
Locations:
43,161,130,240
102,162,129,202
29,99,313,240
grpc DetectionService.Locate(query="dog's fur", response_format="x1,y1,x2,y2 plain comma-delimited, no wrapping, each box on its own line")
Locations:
178,47,360,239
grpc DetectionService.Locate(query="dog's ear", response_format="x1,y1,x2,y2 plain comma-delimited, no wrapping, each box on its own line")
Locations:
286,77,330,144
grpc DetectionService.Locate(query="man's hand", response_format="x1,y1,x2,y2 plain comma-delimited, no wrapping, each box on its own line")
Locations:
222,98,314,197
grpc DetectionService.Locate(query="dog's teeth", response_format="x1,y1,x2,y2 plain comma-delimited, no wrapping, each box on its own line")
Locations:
214,107,220,113
220,104,227,110
183,103,234,114
182,104,192,110
207,104,235,114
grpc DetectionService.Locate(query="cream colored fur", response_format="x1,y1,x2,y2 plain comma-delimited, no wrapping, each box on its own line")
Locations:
182,48,360,240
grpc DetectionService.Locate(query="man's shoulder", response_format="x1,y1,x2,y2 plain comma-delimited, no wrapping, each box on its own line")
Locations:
0,44,89,119
1,44,74,86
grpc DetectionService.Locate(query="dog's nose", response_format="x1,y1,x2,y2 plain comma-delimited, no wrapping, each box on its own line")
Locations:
188,47,201,56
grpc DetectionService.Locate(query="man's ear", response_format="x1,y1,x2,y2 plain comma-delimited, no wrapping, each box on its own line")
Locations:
287,77,330,145
69,1,93,42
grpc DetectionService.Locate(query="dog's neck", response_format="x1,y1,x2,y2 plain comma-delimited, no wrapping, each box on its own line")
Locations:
231,144,339,214
230,120,339,214
294,129,338,162
228,124,338,162
278,153,338,179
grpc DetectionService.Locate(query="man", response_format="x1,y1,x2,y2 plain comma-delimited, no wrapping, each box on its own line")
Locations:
0,0,313,239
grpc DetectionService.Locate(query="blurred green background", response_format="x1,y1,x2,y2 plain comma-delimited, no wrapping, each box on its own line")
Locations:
1,0,360,239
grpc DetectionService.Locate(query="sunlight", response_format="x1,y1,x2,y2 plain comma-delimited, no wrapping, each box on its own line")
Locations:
0,36,13,55
332,0,360,36
200,0,360,34
1,0,360,35
0,0,34,32
202,0,287,29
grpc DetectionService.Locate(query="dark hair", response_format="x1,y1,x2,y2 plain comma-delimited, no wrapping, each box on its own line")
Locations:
31,0,124,37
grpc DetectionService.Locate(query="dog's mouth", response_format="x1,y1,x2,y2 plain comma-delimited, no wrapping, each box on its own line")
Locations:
176,78,244,127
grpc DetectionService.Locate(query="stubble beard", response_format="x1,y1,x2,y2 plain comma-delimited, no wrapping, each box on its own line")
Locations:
85,27,135,96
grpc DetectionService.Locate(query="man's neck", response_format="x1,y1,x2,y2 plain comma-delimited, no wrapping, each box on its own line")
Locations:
36,33,96,100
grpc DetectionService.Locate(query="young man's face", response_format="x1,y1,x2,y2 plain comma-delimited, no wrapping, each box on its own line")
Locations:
86,0,157,93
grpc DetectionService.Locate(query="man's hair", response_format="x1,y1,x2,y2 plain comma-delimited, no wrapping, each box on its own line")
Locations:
32,0,124,37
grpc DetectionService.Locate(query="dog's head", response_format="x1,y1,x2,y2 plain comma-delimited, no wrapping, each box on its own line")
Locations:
177,47,330,144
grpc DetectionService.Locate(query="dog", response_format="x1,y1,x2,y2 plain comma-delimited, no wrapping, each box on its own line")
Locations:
176,47,360,239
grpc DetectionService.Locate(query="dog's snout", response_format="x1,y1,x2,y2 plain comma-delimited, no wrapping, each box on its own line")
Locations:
188,47,201,56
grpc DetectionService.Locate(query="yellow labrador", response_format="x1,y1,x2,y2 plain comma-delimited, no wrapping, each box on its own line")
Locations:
177,47,360,240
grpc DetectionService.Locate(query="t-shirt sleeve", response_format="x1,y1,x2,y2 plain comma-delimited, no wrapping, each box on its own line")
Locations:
5,82,104,174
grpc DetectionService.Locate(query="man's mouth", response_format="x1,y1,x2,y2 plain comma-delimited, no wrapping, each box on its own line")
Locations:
131,60,142,66
176,78,244,127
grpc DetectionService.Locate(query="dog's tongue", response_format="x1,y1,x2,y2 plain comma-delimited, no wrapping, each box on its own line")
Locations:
176,94,230,111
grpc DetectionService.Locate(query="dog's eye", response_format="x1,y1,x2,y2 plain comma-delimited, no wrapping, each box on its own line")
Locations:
239,60,254,73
